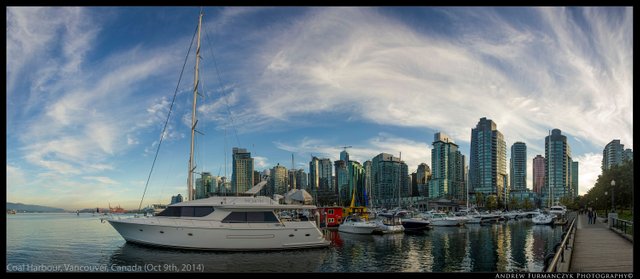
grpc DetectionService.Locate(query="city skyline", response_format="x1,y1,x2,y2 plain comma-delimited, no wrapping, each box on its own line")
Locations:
7,7,632,210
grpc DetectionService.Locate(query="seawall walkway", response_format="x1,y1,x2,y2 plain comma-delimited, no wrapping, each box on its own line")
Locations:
569,213,633,272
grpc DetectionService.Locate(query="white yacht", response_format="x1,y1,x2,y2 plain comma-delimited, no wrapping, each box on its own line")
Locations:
532,213,556,225
549,205,567,218
373,215,405,234
425,212,461,227
338,215,379,235
106,196,330,250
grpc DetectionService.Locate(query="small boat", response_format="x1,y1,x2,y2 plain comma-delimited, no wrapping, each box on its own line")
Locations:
7,209,17,214
532,213,556,225
373,215,405,234
338,215,379,235
549,205,567,218
401,211,431,231
425,212,461,227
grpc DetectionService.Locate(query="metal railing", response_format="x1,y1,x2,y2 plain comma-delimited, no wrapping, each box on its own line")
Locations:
611,217,633,240
544,213,576,272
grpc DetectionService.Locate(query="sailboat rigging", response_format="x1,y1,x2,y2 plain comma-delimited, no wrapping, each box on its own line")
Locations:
104,10,329,251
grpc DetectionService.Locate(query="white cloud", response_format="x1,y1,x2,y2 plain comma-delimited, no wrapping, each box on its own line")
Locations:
573,152,603,195
232,7,630,154
83,176,118,185
7,164,26,188
253,156,270,169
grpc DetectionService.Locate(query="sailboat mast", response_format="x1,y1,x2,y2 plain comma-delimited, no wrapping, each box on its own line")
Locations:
398,152,401,209
188,11,203,201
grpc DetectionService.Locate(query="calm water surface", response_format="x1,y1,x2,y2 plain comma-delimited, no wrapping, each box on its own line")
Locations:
6,213,564,272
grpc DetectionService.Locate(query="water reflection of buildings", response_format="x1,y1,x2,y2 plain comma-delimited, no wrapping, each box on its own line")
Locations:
430,226,468,272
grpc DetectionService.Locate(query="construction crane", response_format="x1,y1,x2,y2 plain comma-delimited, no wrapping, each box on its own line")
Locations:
339,145,352,152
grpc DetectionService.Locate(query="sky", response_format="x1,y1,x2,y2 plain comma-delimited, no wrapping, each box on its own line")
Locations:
6,7,633,210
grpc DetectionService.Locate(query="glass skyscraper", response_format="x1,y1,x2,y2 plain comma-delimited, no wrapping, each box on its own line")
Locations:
429,132,465,201
469,117,507,203
544,129,572,206
602,139,633,171
231,147,254,195
510,142,527,192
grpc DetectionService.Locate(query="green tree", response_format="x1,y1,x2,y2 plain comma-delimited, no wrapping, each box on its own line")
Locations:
508,198,519,210
584,160,633,213
522,198,532,210
486,195,498,211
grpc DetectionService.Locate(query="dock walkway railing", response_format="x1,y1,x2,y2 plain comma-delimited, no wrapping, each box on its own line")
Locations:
544,212,577,272
610,217,633,242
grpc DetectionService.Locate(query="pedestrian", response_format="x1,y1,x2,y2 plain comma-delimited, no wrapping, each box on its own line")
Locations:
592,210,597,224
587,209,593,224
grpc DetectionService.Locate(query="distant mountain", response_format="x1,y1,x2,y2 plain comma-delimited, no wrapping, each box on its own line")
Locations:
6,202,65,212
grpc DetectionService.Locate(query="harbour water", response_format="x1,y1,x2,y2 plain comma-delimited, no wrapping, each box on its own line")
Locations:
6,213,564,272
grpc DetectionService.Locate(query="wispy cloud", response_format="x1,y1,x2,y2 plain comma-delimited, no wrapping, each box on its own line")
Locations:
573,152,603,195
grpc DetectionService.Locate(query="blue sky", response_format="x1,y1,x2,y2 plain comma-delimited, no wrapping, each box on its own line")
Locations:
7,7,633,210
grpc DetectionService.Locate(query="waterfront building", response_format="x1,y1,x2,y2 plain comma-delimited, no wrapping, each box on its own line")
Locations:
170,194,183,205
510,142,527,192
416,163,431,197
544,129,572,206
371,153,408,208
270,164,288,195
602,139,633,171
532,155,545,194
469,117,507,205
195,172,213,199
334,159,349,205
295,169,308,190
571,161,579,198
231,147,254,195
428,132,466,201
309,157,334,204
364,160,372,203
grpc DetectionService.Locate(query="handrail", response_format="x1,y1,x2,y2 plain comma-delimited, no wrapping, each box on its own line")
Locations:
545,214,576,272
611,217,634,241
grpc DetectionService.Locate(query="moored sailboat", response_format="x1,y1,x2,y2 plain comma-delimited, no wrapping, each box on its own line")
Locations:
105,10,329,251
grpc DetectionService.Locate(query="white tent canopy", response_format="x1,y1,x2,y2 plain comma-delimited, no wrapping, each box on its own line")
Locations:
284,189,313,205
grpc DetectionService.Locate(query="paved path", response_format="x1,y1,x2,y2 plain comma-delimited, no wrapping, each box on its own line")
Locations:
569,213,633,272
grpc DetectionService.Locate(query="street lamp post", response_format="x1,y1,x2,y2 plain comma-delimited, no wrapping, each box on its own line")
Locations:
611,180,615,213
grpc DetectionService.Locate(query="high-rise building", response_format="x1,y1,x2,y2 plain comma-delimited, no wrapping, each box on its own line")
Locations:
364,160,372,202
429,132,465,200
545,129,572,206
270,164,288,195
195,172,213,199
295,169,308,190
170,194,183,205
571,161,579,198
602,139,633,171
231,147,254,195
310,157,335,205
510,142,527,192
334,159,349,205
532,155,545,194
469,117,507,203
416,163,431,197
371,153,408,208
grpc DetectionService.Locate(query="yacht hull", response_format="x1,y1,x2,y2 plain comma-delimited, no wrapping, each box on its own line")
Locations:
108,218,329,251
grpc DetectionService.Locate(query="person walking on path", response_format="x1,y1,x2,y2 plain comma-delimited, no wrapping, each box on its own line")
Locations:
587,209,593,224
592,210,597,224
